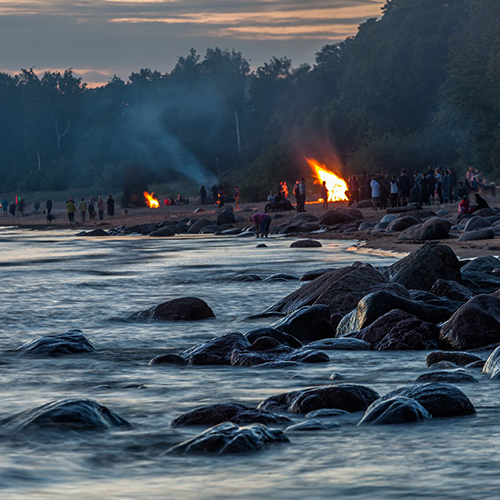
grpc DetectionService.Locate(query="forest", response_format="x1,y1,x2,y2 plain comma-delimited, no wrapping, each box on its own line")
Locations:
0,0,498,201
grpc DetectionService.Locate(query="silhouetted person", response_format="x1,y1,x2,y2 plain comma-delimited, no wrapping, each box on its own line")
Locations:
66,197,76,224
200,185,207,205
474,193,489,211
9,201,15,218
46,198,53,216
97,197,105,220
298,178,306,212
2,198,8,216
107,195,115,217
321,181,328,210
78,198,87,222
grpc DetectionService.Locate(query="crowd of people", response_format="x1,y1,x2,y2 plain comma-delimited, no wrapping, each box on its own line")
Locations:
64,195,115,225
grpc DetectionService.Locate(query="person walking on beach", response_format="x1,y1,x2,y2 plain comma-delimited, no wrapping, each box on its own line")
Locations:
2,198,8,216
251,212,272,238
233,186,241,209
321,181,329,210
65,197,76,225
46,198,53,216
88,197,96,220
78,198,87,222
107,195,115,217
8,201,15,218
200,185,207,205
97,197,105,220
370,176,381,209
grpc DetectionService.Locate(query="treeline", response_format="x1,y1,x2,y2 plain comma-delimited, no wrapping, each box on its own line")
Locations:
0,0,498,201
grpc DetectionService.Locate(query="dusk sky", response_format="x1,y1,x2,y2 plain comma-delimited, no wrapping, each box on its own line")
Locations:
0,0,385,86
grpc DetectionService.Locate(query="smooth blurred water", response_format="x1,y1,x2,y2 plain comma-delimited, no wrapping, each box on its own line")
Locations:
0,228,497,499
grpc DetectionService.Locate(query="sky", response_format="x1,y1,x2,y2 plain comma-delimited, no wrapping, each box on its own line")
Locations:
0,0,385,86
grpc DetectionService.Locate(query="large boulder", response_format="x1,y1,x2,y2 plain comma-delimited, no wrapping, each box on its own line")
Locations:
387,216,421,232
358,396,432,425
166,422,289,454
415,370,478,384
181,332,250,365
383,244,462,291
426,351,483,368
430,279,474,302
464,217,492,232
0,398,131,432
216,209,235,225
461,256,500,274
170,403,291,427
398,218,451,241
482,346,500,379
319,210,356,226
15,330,96,355
457,229,495,242
245,327,302,348
351,309,440,350
270,305,335,343
440,295,500,350
461,271,500,294
265,263,408,317
132,297,216,321
188,218,214,234
258,384,379,414
149,227,175,237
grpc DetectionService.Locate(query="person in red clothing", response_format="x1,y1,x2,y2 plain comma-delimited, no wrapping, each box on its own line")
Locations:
251,212,272,238
458,195,473,214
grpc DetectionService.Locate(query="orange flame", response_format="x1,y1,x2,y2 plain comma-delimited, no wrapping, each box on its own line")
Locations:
144,191,160,209
306,158,349,202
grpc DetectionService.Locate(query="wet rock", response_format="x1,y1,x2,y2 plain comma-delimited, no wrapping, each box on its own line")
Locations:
289,213,319,224
278,224,309,235
266,262,408,317
290,240,322,248
256,243,267,248
148,353,188,365
466,360,486,370
182,332,250,365
375,383,475,418
430,279,474,302
482,346,500,379
398,218,451,241
461,256,500,274
0,398,131,432
358,396,432,425
149,227,176,237
16,330,96,355
77,228,109,237
415,370,478,384
299,268,336,281
307,338,372,350
457,229,494,242
132,297,215,321
387,216,421,232
383,244,462,291
464,217,492,232
166,422,289,454
426,351,483,368
170,402,291,427
188,219,214,234
286,420,340,432
245,327,302,348
351,309,439,350
231,274,262,282
336,291,458,336
319,210,356,226
461,271,500,294
258,384,380,414
474,208,498,218
270,305,335,343
221,228,242,235
217,209,235,225
305,408,349,419
264,273,298,282
440,295,500,350
200,225,223,234
254,361,301,369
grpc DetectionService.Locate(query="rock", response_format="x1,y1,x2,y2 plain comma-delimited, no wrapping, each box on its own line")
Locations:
256,243,267,248
277,225,309,235
415,370,478,384
231,274,262,282
307,338,372,350
200,225,222,234
263,273,298,282
338,208,364,220
15,330,96,355
358,396,432,425
473,208,498,218
430,279,474,302
77,229,109,237
270,305,335,343
318,210,356,226
387,216,421,232
170,403,291,427
464,217,492,232
258,384,380,414
289,213,319,224
336,291,459,336
383,244,462,291
299,268,336,281
457,229,495,242
358,222,375,231
351,309,439,350
245,327,302,348
305,408,349,419
381,214,398,224
254,361,301,369
461,271,500,294
149,227,176,237
440,295,500,350
217,210,235,225
221,228,242,235
461,256,500,273
374,383,475,418
132,297,216,321
426,351,483,368
266,262,408,317
0,398,131,432
166,422,289,454
290,240,322,248
148,353,188,365
482,346,500,379
285,420,340,432
182,332,250,365
188,219,213,234
398,218,451,241
353,200,374,209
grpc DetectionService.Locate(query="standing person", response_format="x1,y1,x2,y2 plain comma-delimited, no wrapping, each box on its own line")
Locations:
321,181,329,210
78,198,87,222
88,197,96,220
106,195,115,218
420,173,430,205
218,186,225,208
349,176,360,204
390,176,399,207
293,181,300,211
251,212,272,238
211,185,219,205
9,201,15,218
298,178,306,212
34,200,40,212
97,197,105,220
233,186,240,209
65,197,76,225
435,168,443,204
370,176,381,209
442,170,452,203
360,171,370,200
2,198,8,216
46,198,53,216
398,169,411,206
427,172,436,204
200,185,207,205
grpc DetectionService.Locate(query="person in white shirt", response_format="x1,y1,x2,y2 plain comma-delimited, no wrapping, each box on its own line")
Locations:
390,176,399,207
370,177,381,209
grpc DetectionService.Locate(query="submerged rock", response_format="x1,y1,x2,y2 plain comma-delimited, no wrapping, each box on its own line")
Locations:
359,396,432,425
182,332,250,365
166,422,289,454
16,330,96,355
307,338,372,351
148,353,188,365
426,351,483,368
258,384,379,414
171,402,291,427
132,297,216,321
245,327,302,348
414,370,478,384
285,420,340,432
0,398,131,432
290,240,322,248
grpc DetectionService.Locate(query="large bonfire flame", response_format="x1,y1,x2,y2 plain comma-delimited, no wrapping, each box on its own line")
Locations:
144,191,160,209
306,158,349,202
